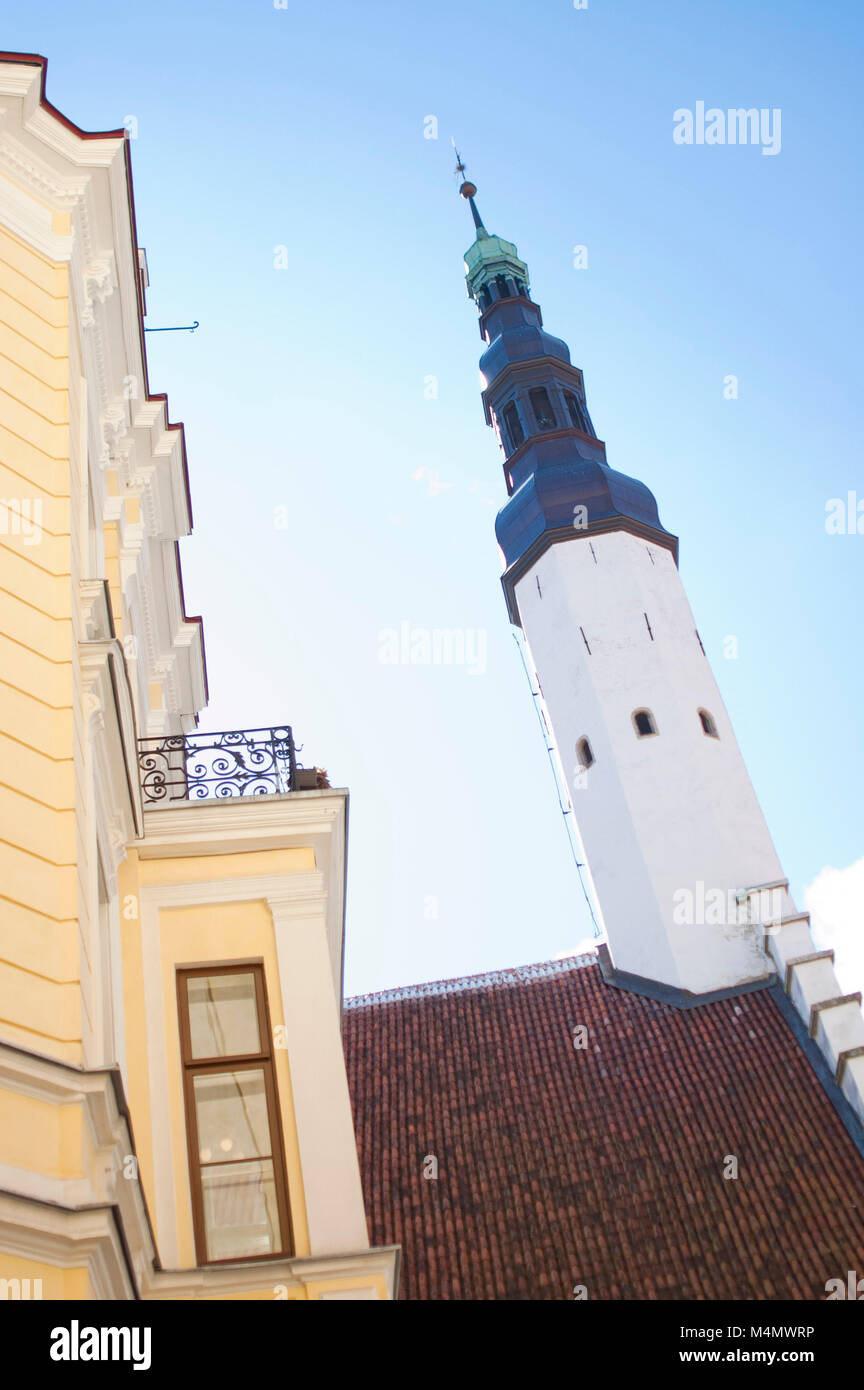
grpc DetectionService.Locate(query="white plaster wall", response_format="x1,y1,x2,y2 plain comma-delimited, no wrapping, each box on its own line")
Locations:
515,529,791,993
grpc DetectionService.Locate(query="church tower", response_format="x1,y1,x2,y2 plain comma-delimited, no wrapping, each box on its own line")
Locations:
458,171,800,999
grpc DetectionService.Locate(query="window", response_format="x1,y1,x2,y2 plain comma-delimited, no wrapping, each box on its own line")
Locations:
502,401,525,451
495,274,511,300
633,709,657,737
564,390,590,433
478,285,492,311
577,737,595,769
698,708,719,738
529,387,557,431
177,965,292,1265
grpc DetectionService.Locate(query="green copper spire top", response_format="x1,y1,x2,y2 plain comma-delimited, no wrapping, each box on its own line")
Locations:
452,146,530,304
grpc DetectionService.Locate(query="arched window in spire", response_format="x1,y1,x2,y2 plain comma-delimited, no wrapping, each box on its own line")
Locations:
698,709,719,738
632,709,658,738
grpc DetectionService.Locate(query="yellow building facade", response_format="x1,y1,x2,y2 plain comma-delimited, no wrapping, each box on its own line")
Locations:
0,52,397,1301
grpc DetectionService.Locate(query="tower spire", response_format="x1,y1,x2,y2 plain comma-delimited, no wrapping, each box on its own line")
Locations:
456,186,798,999
452,141,488,236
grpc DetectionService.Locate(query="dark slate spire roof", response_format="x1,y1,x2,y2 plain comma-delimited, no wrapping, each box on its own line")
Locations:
495,449,671,579
458,184,677,623
344,956,864,1300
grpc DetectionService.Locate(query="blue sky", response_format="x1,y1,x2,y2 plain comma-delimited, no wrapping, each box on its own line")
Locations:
7,0,862,994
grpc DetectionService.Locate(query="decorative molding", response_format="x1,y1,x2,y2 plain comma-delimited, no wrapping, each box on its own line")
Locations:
81,253,117,328
0,130,89,204
140,788,346,853
0,1193,135,1300
78,632,143,850
0,67,208,744
0,162,73,259
0,1161,92,1209
144,871,325,912
143,1246,400,1301
79,578,115,642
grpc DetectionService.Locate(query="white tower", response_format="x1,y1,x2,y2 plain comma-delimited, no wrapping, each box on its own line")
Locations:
514,531,787,994
457,173,793,997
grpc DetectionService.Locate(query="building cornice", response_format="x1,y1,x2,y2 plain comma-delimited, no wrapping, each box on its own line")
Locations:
144,1246,401,1301
139,788,348,857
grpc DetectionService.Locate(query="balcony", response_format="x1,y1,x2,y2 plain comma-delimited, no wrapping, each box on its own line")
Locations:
137,726,327,806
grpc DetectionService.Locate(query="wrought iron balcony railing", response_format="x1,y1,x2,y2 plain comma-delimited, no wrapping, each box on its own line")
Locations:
137,726,303,805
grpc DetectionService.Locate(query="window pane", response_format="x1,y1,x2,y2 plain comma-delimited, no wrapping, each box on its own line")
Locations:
194,1068,272,1162
201,1159,281,1261
187,972,260,1059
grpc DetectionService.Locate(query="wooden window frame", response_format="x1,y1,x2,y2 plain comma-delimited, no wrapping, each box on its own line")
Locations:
176,962,293,1266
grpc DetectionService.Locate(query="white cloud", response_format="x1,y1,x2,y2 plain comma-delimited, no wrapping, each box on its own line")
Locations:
804,856,864,997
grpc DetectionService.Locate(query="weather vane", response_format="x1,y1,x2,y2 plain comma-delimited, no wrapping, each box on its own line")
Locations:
451,138,477,198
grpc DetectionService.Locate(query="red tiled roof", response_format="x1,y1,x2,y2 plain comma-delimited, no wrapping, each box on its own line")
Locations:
343,957,864,1300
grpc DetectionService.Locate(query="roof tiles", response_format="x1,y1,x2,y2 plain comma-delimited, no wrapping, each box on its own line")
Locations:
343,957,864,1300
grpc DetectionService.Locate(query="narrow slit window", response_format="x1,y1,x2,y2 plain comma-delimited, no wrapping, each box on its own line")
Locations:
633,709,658,738
698,709,719,738
502,401,524,451
577,737,595,769
177,965,292,1266
529,387,557,431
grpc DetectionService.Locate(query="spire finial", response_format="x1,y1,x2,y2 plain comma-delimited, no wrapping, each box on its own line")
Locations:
451,138,487,235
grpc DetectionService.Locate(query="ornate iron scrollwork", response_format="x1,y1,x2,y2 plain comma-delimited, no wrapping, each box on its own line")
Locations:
137,726,298,805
